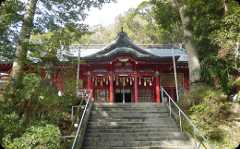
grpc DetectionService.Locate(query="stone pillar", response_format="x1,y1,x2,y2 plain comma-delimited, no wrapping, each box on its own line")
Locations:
134,75,138,103
109,74,114,103
155,76,161,103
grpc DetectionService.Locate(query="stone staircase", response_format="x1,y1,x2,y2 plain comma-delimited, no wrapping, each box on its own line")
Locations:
82,103,194,149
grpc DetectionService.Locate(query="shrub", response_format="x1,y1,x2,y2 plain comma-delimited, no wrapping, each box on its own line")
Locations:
180,84,240,147
0,112,23,143
3,123,61,149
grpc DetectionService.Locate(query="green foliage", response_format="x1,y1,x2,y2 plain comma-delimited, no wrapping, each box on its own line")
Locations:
200,56,233,94
80,2,163,44
3,123,61,149
212,9,240,51
1,72,75,147
3,72,70,127
0,112,24,142
34,0,114,31
184,0,225,55
30,24,88,61
0,0,23,60
62,66,77,98
233,78,240,86
151,0,239,93
181,84,240,148
198,2,240,94
151,0,183,43
210,4,240,75
118,2,162,44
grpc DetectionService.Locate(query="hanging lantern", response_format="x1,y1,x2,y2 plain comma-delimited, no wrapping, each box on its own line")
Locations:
149,80,152,86
139,78,141,85
95,80,97,86
130,79,132,86
100,79,103,86
143,78,147,86
126,77,129,83
116,79,119,86
106,79,109,85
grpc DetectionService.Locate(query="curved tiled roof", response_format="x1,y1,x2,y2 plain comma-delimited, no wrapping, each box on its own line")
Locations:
63,32,188,62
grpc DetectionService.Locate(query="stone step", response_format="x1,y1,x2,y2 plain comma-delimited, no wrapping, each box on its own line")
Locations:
88,121,176,125
92,109,169,113
90,113,170,118
84,137,189,146
86,125,180,130
94,105,167,108
91,111,169,114
82,103,193,149
92,108,168,112
85,132,187,139
83,140,193,149
83,146,194,149
89,116,172,121
83,145,193,149
94,103,166,108
89,116,170,121
89,117,175,123
93,105,167,108
86,127,180,133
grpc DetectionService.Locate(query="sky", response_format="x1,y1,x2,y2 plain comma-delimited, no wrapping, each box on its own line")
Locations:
85,0,145,27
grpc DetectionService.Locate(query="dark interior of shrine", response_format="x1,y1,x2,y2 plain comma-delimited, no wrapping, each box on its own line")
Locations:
115,89,132,103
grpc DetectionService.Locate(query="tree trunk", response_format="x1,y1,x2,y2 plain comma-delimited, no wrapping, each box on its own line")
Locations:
223,0,228,15
11,0,38,84
171,0,201,83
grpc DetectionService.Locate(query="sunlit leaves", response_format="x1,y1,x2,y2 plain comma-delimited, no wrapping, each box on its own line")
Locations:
151,0,183,43
3,123,61,149
30,23,88,61
0,0,24,60
211,9,240,52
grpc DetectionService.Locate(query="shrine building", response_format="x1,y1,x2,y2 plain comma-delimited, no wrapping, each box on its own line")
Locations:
0,31,189,103
65,31,189,103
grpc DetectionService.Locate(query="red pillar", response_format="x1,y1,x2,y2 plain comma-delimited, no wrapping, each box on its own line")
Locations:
109,74,114,103
87,73,93,98
155,76,161,103
184,71,190,91
87,76,91,90
134,75,138,103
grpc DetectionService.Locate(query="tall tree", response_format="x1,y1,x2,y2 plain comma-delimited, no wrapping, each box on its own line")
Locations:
172,0,201,83
9,0,113,84
152,0,201,83
0,0,23,61
11,0,38,83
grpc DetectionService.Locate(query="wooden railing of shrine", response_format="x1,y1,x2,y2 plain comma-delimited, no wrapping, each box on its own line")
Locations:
161,87,215,149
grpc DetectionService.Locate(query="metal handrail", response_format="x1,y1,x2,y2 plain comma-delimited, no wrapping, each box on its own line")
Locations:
71,90,93,149
161,87,211,149
71,89,91,122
